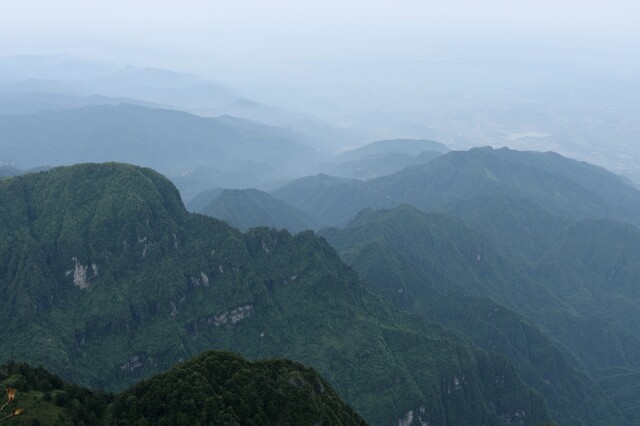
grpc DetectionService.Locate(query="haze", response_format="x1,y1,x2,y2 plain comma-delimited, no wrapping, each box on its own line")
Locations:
2,0,640,180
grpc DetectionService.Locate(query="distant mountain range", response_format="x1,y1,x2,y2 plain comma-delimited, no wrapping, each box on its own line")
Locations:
1,62,238,109
0,104,323,198
0,54,360,154
333,138,449,163
274,146,640,228
319,138,448,180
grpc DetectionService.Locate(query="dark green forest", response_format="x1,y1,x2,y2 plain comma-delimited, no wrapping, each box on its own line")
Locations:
4,146,640,424
0,163,552,425
0,351,365,425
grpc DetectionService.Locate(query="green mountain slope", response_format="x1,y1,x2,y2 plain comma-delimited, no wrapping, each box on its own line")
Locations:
110,351,367,425
0,165,21,177
0,163,551,425
321,205,627,425
449,196,640,371
320,150,443,180
271,174,392,227
0,361,112,425
598,367,640,425
186,188,225,212
366,147,639,225
190,188,317,232
0,351,366,425
320,205,578,338
277,147,640,228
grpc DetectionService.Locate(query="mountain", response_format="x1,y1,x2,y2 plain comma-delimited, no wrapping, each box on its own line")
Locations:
0,55,356,154
171,164,287,202
332,139,449,163
3,64,239,110
598,367,640,425
424,294,624,426
320,150,444,180
0,91,160,116
186,188,225,213
321,205,627,425
0,163,551,425
0,351,365,425
0,360,112,425
0,104,321,194
201,98,358,154
0,54,114,84
318,139,447,179
271,174,392,227
319,203,625,367
366,147,640,226
110,351,367,425
189,188,317,232
278,147,640,228
0,165,50,178
0,165,21,177
448,195,640,373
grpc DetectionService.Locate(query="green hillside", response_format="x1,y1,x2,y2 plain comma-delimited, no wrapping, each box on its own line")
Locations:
0,361,111,425
0,351,366,425
110,351,367,425
190,188,317,232
271,174,392,227
276,147,640,228
0,163,551,425
321,205,628,425
449,195,640,373
320,150,443,180
366,147,640,226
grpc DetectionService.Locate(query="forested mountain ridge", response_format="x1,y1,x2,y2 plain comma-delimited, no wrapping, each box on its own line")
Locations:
321,203,639,424
0,351,366,425
276,146,640,228
110,351,368,425
318,139,448,179
0,163,551,425
332,139,449,163
366,147,640,225
271,174,392,227
188,188,317,232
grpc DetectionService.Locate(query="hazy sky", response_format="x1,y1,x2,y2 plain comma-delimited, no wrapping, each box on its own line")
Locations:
2,0,639,74
1,1,639,179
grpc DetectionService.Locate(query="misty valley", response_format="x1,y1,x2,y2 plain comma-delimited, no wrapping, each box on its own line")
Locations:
1,48,640,426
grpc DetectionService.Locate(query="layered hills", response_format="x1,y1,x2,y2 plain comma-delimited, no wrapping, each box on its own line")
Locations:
188,188,316,232
271,174,393,227
0,104,320,198
0,163,551,425
275,146,640,228
321,205,628,425
319,139,448,179
175,145,640,424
